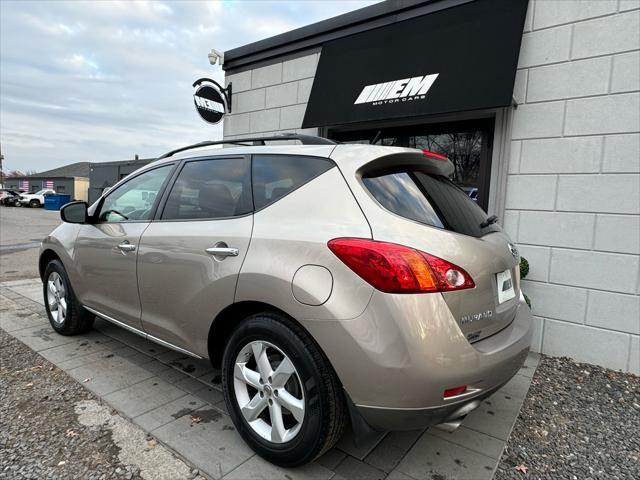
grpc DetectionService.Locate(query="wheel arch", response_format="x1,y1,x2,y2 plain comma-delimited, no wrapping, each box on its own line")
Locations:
208,301,332,374
208,300,377,444
208,301,292,368
39,249,62,280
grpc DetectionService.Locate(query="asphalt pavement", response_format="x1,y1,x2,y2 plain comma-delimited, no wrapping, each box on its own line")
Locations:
0,206,61,281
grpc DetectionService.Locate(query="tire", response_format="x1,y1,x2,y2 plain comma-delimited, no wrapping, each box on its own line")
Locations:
29,199,40,208
222,312,347,467
43,259,95,335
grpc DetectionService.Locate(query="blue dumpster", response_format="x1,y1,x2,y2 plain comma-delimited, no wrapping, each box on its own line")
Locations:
44,194,72,210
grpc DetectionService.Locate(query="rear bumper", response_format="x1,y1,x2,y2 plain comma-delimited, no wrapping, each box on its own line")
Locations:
354,347,527,431
302,291,532,431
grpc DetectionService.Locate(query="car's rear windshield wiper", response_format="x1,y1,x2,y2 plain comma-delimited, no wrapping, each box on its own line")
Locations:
480,215,498,229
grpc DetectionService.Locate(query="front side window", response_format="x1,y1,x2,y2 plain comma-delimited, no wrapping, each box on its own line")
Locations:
161,157,251,220
98,165,172,222
252,155,335,210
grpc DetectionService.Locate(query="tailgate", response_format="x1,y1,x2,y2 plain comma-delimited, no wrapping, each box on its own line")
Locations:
440,231,520,342
352,157,522,343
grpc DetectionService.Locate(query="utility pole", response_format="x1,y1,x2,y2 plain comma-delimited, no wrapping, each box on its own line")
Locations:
0,146,4,188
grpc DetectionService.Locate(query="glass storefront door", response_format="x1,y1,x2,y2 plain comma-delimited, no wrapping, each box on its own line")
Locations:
329,119,494,211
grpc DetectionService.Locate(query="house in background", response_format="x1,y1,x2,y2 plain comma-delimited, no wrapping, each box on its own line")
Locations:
4,162,90,201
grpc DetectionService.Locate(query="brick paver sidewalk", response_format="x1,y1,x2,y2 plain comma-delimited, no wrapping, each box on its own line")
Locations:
1,278,539,480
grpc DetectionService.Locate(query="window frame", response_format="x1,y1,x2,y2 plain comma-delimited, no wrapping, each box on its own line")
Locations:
153,153,337,222
154,154,253,223
91,162,178,224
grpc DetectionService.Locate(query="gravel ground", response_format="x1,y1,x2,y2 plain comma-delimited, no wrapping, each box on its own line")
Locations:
496,355,640,480
0,329,143,480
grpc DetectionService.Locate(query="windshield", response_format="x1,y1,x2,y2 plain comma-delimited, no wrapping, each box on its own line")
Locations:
34,189,48,195
363,169,501,238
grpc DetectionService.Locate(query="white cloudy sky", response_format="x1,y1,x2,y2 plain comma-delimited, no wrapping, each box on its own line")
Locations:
0,0,376,172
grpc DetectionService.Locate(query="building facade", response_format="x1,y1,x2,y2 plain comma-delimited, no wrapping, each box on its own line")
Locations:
5,161,91,201
5,158,155,204
221,0,639,372
88,158,152,203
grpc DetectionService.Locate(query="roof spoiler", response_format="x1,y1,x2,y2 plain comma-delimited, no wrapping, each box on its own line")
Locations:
356,148,455,178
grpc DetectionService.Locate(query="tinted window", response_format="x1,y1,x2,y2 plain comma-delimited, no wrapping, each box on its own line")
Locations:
252,155,334,210
98,165,173,222
363,170,500,238
162,158,251,220
363,172,444,229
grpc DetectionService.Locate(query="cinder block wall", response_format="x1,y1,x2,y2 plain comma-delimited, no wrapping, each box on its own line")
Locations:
222,1,639,373
505,0,639,372
223,52,319,139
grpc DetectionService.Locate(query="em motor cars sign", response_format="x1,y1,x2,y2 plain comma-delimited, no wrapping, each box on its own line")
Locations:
354,74,439,106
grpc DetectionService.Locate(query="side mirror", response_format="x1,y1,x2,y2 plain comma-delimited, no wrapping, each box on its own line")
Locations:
60,201,89,224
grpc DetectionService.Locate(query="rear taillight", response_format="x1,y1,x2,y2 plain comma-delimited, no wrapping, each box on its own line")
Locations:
327,238,475,294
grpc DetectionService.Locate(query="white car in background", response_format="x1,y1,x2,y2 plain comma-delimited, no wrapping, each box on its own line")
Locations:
18,189,56,208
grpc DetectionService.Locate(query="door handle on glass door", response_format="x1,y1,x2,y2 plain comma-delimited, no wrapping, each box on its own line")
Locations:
205,247,239,257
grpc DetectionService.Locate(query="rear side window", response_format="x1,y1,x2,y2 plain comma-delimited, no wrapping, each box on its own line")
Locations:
161,158,252,220
252,155,335,210
363,169,501,238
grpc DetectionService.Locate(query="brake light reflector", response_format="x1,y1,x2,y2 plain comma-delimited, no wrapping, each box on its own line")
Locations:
422,149,449,161
443,385,467,398
327,238,475,293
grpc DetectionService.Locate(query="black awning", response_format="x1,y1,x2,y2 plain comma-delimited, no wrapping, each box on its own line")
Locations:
302,0,529,129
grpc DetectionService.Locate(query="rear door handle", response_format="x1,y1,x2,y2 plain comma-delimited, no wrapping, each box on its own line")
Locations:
117,242,137,253
205,247,239,257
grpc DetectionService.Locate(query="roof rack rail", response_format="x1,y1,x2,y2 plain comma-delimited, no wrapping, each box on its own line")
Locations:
157,133,336,159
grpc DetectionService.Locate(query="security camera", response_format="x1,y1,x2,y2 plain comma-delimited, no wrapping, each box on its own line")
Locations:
208,49,224,66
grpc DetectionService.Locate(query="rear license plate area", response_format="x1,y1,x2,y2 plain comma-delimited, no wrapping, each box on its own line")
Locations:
497,269,516,304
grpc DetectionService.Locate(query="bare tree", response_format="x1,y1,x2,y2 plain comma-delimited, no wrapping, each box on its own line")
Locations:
6,170,38,177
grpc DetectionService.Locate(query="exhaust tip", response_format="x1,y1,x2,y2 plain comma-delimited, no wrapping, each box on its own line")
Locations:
434,417,465,433
433,399,483,433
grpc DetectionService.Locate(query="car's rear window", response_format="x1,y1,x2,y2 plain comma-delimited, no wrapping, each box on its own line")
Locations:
362,169,501,238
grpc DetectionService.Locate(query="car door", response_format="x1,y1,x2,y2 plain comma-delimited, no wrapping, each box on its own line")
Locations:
73,164,175,329
137,155,253,355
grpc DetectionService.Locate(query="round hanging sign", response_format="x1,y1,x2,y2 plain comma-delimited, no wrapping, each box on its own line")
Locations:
193,79,228,124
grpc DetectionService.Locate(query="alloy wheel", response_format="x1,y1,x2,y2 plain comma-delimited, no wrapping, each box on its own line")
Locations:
47,272,67,326
233,340,305,443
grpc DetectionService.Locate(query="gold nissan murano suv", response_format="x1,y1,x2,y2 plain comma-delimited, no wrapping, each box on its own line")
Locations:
39,134,532,466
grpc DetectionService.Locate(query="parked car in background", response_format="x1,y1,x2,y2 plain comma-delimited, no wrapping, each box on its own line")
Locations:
0,189,23,206
39,134,532,467
18,189,56,208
